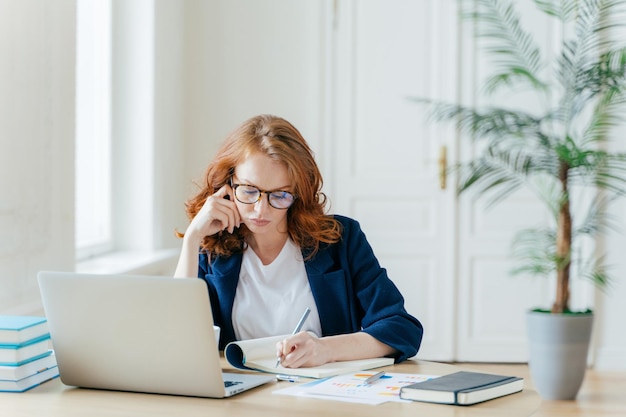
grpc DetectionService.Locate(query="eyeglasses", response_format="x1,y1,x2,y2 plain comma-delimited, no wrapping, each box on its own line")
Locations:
231,183,296,209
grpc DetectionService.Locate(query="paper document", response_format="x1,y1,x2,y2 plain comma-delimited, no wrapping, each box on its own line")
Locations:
274,372,440,404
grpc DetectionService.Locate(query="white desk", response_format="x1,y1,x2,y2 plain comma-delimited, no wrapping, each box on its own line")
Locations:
0,359,541,417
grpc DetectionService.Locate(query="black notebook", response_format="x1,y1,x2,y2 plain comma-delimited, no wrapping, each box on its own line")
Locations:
399,371,524,405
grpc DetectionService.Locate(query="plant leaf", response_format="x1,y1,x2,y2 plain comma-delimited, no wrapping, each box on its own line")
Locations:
462,0,547,94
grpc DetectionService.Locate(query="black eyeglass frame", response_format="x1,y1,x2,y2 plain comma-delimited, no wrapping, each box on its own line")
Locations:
230,182,297,210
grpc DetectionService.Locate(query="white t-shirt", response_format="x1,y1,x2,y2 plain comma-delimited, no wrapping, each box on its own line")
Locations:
232,238,322,340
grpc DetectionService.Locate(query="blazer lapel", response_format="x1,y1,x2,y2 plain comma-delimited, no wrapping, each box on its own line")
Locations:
208,253,242,345
305,248,357,336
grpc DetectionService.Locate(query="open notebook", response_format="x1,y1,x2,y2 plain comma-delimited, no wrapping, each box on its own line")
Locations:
225,335,394,378
37,271,274,398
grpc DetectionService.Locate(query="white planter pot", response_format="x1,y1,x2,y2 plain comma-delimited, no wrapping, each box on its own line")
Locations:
526,310,593,400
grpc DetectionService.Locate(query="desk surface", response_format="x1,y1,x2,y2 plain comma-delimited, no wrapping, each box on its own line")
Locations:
0,359,540,417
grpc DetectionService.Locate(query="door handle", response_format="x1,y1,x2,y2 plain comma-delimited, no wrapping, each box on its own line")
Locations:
439,145,447,190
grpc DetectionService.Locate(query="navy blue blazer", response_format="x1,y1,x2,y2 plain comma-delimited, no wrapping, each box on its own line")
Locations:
197,215,423,362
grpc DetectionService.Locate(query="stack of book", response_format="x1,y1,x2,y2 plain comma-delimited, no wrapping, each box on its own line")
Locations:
0,316,59,392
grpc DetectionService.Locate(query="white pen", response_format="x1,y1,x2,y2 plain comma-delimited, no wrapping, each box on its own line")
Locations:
275,307,311,368
276,374,300,382
364,371,385,385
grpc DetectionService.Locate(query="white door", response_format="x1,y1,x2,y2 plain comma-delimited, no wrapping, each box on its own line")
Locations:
330,0,458,361
330,0,549,361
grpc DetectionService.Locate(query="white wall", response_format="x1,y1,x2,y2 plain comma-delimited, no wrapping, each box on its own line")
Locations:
111,0,188,251
0,0,76,315
154,0,188,247
181,0,331,194
594,125,626,370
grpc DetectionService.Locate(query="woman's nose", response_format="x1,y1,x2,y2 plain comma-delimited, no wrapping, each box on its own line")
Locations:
254,195,271,213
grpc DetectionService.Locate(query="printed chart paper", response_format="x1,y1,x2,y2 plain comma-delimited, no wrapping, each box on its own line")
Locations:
274,372,440,405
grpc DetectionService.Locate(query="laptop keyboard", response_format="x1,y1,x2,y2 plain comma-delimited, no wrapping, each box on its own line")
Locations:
224,380,243,388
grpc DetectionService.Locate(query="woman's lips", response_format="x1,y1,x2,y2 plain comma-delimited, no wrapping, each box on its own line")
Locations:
249,218,270,227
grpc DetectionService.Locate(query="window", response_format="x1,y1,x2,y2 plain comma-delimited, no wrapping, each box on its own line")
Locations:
75,0,112,260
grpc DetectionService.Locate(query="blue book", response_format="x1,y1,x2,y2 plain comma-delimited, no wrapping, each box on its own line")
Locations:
0,350,55,380
0,316,49,346
0,336,52,366
0,365,59,392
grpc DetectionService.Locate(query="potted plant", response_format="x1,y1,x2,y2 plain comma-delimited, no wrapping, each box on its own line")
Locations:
413,0,626,400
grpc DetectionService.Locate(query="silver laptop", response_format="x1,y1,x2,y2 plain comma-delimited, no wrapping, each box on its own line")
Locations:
37,271,274,397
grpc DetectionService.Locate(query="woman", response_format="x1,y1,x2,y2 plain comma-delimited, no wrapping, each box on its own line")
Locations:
175,114,423,368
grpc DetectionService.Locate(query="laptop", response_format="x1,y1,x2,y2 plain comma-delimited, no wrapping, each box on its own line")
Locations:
37,271,274,397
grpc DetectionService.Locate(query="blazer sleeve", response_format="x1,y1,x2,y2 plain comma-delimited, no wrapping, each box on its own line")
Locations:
337,215,424,362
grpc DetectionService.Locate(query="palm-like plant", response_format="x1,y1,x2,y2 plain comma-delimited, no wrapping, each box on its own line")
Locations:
415,0,626,313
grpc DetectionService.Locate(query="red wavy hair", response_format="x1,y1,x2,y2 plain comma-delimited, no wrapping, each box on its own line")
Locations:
180,114,341,259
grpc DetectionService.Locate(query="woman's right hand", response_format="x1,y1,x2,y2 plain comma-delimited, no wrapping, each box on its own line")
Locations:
185,184,242,240
175,184,241,279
